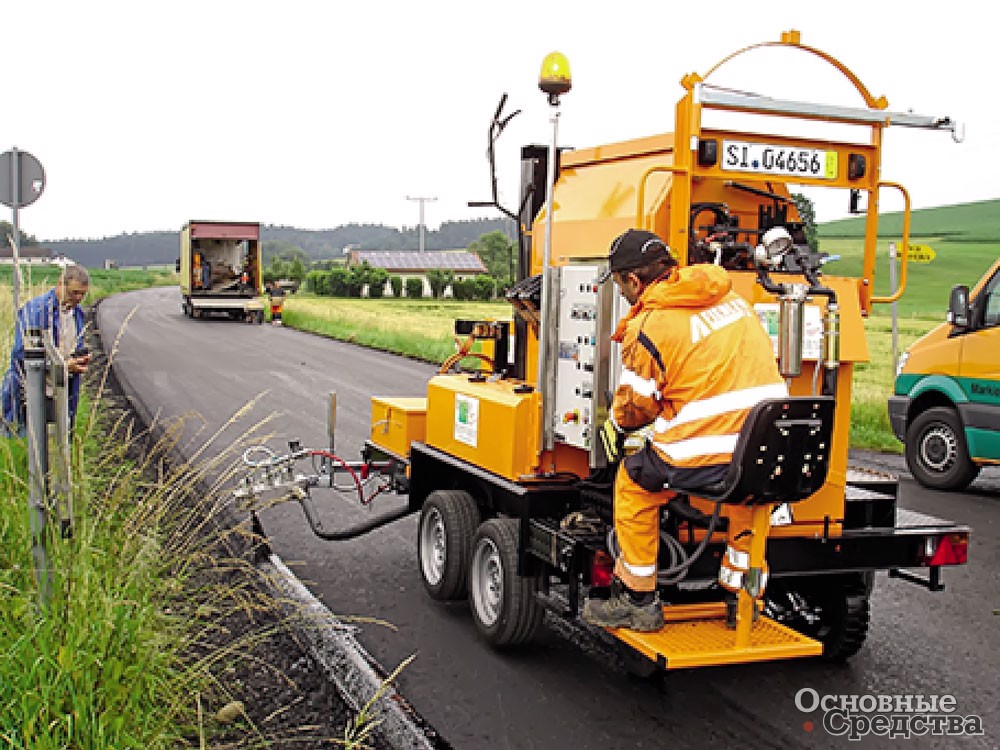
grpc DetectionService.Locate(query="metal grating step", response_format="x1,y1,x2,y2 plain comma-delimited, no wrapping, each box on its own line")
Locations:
611,603,823,669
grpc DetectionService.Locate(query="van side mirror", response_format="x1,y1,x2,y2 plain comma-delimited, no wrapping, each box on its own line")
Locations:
175,257,181,273
947,284,970,328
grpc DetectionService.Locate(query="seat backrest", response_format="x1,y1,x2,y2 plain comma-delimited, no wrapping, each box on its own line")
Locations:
699,396,836,505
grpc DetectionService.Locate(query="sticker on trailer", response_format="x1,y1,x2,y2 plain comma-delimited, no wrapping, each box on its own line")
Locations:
454,394,479,447
754,303,824,360
723,140,838,180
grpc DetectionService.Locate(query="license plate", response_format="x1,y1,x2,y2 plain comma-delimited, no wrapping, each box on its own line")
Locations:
722,140,838,179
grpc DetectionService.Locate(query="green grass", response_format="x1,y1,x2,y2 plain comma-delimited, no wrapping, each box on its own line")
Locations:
284,295,510,363
814,238,996,319
821,197,1000,241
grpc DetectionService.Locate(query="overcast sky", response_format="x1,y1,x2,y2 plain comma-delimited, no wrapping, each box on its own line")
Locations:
6,1,998,242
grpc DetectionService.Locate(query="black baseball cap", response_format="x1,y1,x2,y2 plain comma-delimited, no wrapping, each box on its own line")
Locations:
598,229,673,283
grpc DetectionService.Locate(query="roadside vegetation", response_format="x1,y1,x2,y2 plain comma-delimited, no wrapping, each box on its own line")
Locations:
0,279,209,746
0,276,371,748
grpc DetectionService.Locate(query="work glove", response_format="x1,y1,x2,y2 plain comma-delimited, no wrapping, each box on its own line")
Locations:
599,417,626,465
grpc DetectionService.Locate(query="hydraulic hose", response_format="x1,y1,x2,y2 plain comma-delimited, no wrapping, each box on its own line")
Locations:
294,449,412,540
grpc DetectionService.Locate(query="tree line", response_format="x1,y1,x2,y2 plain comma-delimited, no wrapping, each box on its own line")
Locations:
42,218,512,268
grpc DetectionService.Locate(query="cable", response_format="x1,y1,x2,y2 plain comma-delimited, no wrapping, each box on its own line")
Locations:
242,445,278,467
606,500,722,585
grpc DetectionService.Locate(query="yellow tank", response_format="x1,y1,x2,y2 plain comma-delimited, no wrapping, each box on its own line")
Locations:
424,375,541,481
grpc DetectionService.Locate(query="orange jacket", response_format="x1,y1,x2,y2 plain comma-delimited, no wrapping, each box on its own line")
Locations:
611,264,787,469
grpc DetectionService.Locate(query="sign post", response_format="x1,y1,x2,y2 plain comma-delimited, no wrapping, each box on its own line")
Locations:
0,147,49,605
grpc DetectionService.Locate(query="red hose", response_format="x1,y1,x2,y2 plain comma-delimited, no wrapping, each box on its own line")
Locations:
309,449,364,503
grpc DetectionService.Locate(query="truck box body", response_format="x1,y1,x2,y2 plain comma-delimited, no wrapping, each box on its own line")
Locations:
179,220,265,321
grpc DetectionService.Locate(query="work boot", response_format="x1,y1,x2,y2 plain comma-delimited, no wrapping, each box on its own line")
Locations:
582,578,665,632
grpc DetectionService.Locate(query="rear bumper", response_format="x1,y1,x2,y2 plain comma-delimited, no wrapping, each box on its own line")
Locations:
188,295,265,311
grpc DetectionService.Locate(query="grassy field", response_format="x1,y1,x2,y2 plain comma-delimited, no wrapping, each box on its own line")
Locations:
821,197,1000,241
283,296,508,363
814,238,996,319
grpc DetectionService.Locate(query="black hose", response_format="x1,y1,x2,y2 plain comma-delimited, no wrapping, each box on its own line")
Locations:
659,500,723,577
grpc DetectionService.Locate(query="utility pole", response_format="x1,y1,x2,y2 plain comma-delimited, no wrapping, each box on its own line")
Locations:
406,195,437,253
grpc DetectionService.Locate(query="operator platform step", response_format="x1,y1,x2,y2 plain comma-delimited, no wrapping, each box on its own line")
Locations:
611,602,822,670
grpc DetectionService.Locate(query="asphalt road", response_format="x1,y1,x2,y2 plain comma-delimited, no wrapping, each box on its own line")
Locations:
97,287,999,750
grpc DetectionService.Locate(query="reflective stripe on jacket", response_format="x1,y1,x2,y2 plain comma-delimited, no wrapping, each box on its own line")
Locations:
611,264,787,470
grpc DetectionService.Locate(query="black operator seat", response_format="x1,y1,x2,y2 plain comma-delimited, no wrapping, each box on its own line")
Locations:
692,397,836,506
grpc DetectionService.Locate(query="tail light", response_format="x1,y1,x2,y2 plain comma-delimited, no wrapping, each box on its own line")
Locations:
591,550,614,587
920,533,969,566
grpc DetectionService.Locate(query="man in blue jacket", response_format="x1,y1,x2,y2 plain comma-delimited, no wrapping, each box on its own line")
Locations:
2,264,91,435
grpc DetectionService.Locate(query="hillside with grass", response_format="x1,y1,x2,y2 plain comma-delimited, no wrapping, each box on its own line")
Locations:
820,198,1000,241
812,199,998,320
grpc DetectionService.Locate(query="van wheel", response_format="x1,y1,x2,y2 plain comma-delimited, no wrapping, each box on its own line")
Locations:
905,407,980,490
469,518,544,647
418,490,479,600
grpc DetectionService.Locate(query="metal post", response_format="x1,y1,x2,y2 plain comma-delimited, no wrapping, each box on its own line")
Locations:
889,242,899,372
11,147,20,313
536,105,561,463
24,326,51,605
406,196,437,253
43,331,72,538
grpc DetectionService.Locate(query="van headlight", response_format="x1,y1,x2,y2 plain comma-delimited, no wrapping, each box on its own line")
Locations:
895,350,909,377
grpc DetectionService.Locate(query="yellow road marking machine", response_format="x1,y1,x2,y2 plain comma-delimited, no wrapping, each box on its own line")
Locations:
237,32,970,676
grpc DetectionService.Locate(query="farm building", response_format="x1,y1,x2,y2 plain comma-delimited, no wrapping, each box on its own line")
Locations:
347,249,487,297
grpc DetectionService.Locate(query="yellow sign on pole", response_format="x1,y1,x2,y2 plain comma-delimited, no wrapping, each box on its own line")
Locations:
907,244,936,263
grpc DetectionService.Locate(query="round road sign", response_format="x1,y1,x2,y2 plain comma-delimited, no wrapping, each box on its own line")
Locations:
0,149,46,209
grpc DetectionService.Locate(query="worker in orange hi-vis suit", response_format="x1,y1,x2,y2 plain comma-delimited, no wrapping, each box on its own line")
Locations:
268,282,286,326
582,229,787,632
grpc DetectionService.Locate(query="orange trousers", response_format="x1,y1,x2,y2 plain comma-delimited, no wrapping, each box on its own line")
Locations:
612,464,675,593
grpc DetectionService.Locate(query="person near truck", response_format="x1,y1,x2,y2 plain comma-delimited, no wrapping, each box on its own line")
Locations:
1,264,91,436
267,282,286,325
582,229,787,632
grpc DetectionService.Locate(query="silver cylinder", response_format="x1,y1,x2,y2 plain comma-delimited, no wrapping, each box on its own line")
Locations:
822,303,840,369
778,295,805,378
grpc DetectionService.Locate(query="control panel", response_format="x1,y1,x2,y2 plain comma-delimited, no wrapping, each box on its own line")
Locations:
552,265,614,455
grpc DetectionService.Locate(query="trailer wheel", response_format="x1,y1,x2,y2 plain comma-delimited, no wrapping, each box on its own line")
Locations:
905,407,980,491
418,490,480,601
469,518,544,647
765,575,870,662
